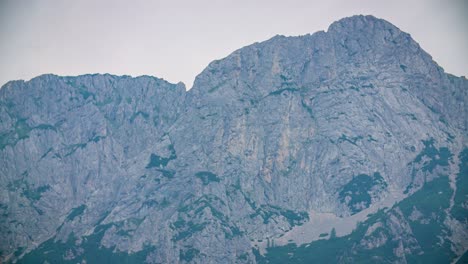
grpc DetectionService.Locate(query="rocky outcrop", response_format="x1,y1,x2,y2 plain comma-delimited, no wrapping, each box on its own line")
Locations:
0,15,467,263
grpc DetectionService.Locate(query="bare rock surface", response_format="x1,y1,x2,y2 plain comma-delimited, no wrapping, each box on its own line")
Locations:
0,15,467,263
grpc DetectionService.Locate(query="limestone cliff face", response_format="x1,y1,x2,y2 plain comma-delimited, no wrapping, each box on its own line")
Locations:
0,74,186,261
1,15,467,263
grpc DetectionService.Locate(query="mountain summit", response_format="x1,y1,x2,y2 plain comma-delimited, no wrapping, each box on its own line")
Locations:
1,15,467,263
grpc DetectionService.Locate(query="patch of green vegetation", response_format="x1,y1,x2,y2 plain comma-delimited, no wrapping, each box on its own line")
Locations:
116,229,132,237
258,236,355,263
66,204,86,221
400,176,455,263
239,187,309,227
178,195,226,216
2,99,15,109
146,144,177,169
399,176,451,216
22,185,51,201
146,153,172,168
1,118,58,150
279,159,297,177
451,148,468,222
427,105,440,114
157,169,175,179
319,233,328,238
179,247,200,262
200,112,219,120
142,199,158,207
160,198,170,208
80,88,95,101
142,197,170,209
35,124,57,131
175,194,243,241
0,134,12,149
19,233,77,263
361,83,374,88
172,220,207,241
14,247,25,257
249,204,309,226
41,133,93,158
447,133,455,143
400,113,418,120
54,119,66,127
64,143,87,157
279,74,291,81
268,87,300,96
457,250,468,264
349,86,360,92
91,135,105,143
224,225,243,239
15,119,32,139
338,134,363,146
329,228,336,239
19,225,154,264
1,119,31,149
257,175,456,263
0,203,8,217
413,138,452,173
439,116,448,124
9,177,50,202
7,178,26,192
79,88,95,100
238,252,249,261
0,203,7,210
339,172,387,214
59,133,104,157
195,171,220,185
65,80,96,100
300,99,314,118
406,221,454,263
40,148,53,159
280,209,309,226
128,217,144,226
405,139,452,194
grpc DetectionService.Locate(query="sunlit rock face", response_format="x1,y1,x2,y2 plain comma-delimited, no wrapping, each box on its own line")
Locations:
1,15,467,263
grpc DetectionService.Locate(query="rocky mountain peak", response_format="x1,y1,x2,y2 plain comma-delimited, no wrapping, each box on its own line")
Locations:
190,15,442,102
1,16,467,264
328,15,400,34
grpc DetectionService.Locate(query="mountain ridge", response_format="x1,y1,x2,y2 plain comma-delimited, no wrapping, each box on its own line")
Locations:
0,15,467,263
2,15,466,92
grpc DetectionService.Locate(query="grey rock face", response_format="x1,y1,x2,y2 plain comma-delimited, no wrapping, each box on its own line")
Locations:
0,15,467,263
0,74,186,261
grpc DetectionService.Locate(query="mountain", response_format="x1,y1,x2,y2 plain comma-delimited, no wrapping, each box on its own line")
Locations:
1,15,467,263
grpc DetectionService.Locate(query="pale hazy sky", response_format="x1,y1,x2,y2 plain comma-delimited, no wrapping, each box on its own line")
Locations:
0,0,467,88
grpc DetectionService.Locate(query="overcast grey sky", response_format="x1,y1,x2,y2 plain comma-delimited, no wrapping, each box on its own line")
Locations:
0,0,467,88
